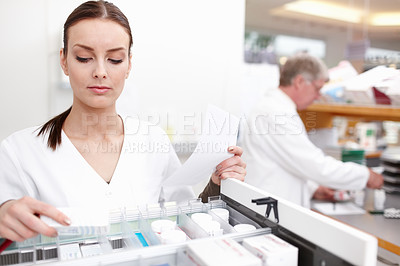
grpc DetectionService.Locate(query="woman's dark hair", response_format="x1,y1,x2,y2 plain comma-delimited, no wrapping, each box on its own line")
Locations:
37,0,133,150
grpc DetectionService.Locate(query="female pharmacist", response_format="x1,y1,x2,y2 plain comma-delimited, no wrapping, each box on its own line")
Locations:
0,0,246,242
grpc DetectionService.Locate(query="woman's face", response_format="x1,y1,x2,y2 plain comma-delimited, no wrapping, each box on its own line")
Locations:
60,19,132,111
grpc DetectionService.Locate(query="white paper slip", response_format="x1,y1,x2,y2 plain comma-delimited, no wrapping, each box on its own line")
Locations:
59,243,82,260
164,105,239,186
80,243,103,257
41,207,109,235
312,202,366,215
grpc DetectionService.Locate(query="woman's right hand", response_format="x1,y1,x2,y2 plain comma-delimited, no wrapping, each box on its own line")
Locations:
0,197,70,242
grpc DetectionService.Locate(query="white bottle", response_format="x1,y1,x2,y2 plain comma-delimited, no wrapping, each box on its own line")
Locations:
374,189,386,210
353,190,365,207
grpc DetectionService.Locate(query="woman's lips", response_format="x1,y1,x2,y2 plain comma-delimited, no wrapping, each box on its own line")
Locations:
88,86,111,94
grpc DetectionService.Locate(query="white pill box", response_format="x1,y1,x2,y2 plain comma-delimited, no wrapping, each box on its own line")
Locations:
41,207,109,235
187,238,261,266
242,234,298,266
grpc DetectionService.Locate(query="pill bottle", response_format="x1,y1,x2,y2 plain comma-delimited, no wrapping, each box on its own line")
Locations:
160,229,187,244
234,224,256,233
374,189,386,210
199,220,223,237
210,208,229,222
151,219,176,234
353,190,365,207
191,213,212,224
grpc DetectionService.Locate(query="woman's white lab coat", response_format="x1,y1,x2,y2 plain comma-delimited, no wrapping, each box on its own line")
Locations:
0,117,195,210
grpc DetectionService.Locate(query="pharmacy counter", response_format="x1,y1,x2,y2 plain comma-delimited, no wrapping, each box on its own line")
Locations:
313,189,400,264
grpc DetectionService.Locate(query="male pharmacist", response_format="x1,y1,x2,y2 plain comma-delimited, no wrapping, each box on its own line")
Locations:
239,53,383,208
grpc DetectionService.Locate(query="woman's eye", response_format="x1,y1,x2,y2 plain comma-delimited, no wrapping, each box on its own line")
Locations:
109,59,123,64
76,56,91,63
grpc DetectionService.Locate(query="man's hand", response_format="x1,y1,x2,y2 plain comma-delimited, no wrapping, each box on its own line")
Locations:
366,169,384,189
312,186,335,201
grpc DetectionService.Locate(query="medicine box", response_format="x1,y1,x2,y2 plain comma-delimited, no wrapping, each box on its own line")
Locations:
40,207,109,235
242,234,298,266
187,238,262,266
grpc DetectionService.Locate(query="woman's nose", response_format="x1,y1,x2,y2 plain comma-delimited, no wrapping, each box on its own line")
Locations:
93,62,107,79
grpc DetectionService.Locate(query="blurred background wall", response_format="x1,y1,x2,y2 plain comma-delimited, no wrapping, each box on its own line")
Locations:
1,0,399,142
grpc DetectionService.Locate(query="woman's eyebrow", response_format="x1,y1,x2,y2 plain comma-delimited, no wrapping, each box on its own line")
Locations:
73,44,126,53
106,47,126,53
73,44,94,51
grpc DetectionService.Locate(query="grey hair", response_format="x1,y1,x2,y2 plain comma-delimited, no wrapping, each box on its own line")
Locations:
279,53,328,86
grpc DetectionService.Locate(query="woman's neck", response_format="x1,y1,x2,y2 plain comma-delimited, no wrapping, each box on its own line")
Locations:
63,105,123,139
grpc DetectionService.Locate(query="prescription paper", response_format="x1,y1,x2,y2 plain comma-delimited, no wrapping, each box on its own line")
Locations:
164,105,239,186
312,202,366,215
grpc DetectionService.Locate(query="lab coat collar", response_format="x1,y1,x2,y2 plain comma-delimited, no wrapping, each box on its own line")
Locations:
272,88,297,111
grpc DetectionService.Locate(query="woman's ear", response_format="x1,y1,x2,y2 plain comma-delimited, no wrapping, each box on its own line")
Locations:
60,48,69,76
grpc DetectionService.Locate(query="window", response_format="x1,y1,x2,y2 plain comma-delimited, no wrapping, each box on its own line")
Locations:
244,31,326,65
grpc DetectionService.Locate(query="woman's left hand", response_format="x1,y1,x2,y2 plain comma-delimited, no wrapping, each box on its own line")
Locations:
211,146,246,185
